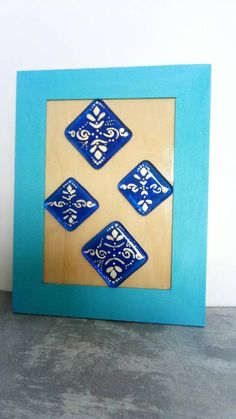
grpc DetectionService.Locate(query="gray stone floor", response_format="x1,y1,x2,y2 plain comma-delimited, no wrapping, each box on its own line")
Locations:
0,291,236,419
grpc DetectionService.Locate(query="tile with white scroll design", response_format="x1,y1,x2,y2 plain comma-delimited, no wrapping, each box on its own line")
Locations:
118,160,173,216
82,221,148,287
44,178,99,231
64,99,132,168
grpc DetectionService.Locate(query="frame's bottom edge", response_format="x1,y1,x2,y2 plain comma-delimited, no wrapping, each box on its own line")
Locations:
12,305,205,327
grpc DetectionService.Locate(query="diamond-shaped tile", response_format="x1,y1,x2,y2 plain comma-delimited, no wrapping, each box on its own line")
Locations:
118,160,173,216
64,99,132,169
44,178,99,231
82,221,148,287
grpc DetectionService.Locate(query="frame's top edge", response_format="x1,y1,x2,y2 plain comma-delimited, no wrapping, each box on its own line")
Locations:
16,64,211,76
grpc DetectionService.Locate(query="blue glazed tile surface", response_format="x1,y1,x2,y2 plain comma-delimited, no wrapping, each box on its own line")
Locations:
64,99,132,169
44,178,99,231
118,160,173,216
82,221,148,287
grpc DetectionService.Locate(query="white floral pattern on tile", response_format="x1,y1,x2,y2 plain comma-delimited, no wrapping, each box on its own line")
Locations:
118,161,173,216
45,178,98,231
65,100,132,168
82,222,147,287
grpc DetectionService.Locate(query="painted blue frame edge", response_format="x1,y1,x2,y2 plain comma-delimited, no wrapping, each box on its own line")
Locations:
13,65,211,326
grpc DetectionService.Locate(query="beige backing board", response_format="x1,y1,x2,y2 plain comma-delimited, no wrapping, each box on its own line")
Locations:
44,99,175,289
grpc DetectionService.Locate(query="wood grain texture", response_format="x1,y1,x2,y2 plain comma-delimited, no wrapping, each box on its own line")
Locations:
44,99,175,289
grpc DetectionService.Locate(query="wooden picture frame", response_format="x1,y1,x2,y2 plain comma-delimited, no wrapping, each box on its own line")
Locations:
13,65,211,326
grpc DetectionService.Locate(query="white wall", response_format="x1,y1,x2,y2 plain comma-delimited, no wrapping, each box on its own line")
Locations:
0,0,235,306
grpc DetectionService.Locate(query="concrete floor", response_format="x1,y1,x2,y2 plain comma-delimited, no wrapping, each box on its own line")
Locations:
0,291,236,419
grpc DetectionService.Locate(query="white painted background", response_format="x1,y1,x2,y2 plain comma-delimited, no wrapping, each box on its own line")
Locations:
0,0,235,306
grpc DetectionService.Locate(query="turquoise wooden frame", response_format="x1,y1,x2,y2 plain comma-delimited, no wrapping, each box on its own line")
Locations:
13,65,211,326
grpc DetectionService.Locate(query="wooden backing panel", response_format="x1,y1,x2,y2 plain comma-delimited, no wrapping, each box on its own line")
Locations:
44,98,175,289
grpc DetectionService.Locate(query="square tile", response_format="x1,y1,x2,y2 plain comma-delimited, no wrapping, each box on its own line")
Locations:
118,160,173,216
44,178,99,231
64,99,132,168
82,221,148,287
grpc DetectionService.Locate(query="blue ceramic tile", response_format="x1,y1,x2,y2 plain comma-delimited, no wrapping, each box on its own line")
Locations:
118,160,173,216
65,99,132,169
82,221,148,287
44,178,99,231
